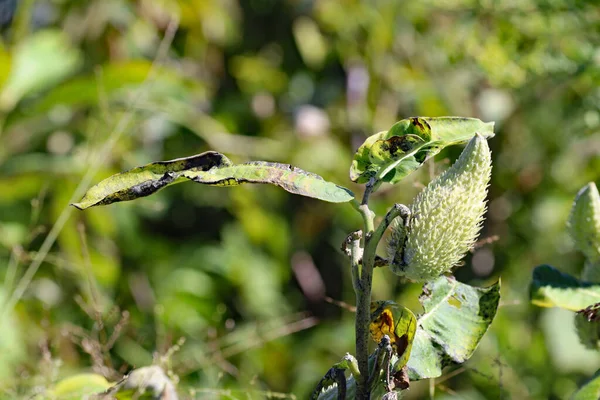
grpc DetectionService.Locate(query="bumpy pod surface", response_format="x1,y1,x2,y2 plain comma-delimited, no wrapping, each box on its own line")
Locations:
568,183,600,270
388,134,492,281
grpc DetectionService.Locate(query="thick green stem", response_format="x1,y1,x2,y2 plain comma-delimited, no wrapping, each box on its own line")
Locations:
354,245,373,400
352,183,408,399
354,181,377,400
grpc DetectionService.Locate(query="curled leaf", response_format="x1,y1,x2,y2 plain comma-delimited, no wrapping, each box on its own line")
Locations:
369,300,417,370
350,117,494,184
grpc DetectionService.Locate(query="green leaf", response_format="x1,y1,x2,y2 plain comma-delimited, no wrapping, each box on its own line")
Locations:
181,161,354,203
407,276,500,380
350,117,494,184
72,152,231,209
50,373,111,399
31,61,206,113
575,310,600,350
73,152,354,209
530,265,600,311
0,30,82,111
573,369,600,400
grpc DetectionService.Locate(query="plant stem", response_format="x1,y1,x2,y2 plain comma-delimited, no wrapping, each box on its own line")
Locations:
352,180,408,399
354,181,377,400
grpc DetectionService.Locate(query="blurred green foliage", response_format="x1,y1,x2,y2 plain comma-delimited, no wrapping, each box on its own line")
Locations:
0,0,598,398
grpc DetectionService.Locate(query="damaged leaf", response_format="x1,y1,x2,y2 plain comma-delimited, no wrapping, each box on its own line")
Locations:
73,152,354,209
407,276,500,380
369,301,417,370
350,117,494,184
181,161,354,203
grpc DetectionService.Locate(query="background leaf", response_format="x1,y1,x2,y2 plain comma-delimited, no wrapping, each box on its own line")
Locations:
0,29,81,111
49,373,111,399
530,265,600,311
407,276,501,380
573,369,600,400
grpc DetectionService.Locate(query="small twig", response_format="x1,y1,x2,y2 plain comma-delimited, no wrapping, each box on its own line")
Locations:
471,235,500,251
324,296,357,313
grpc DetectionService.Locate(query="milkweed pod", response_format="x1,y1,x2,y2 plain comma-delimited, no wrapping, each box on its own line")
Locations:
568,182,600,269
388,134,492,281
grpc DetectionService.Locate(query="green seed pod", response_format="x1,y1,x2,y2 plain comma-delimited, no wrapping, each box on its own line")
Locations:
388,134,492,281
568,182,600,268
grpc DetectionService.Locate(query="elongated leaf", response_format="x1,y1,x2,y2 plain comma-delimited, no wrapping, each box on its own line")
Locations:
73,152,354,209
573,369,600,400
182,161,354,203
72,152,230,209
350,117,494,184
407,276,500,380
530,265,600,311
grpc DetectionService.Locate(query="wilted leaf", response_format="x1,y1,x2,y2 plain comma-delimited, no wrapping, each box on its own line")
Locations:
72,152,230,209
0,30,82,111
370,301,417,370
350,117,494,184
407,276,500,380
316,352,401,400
182,161,354,203
73,152,354,209
50,373,111,399
530,265,600,311
573,369,600,400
